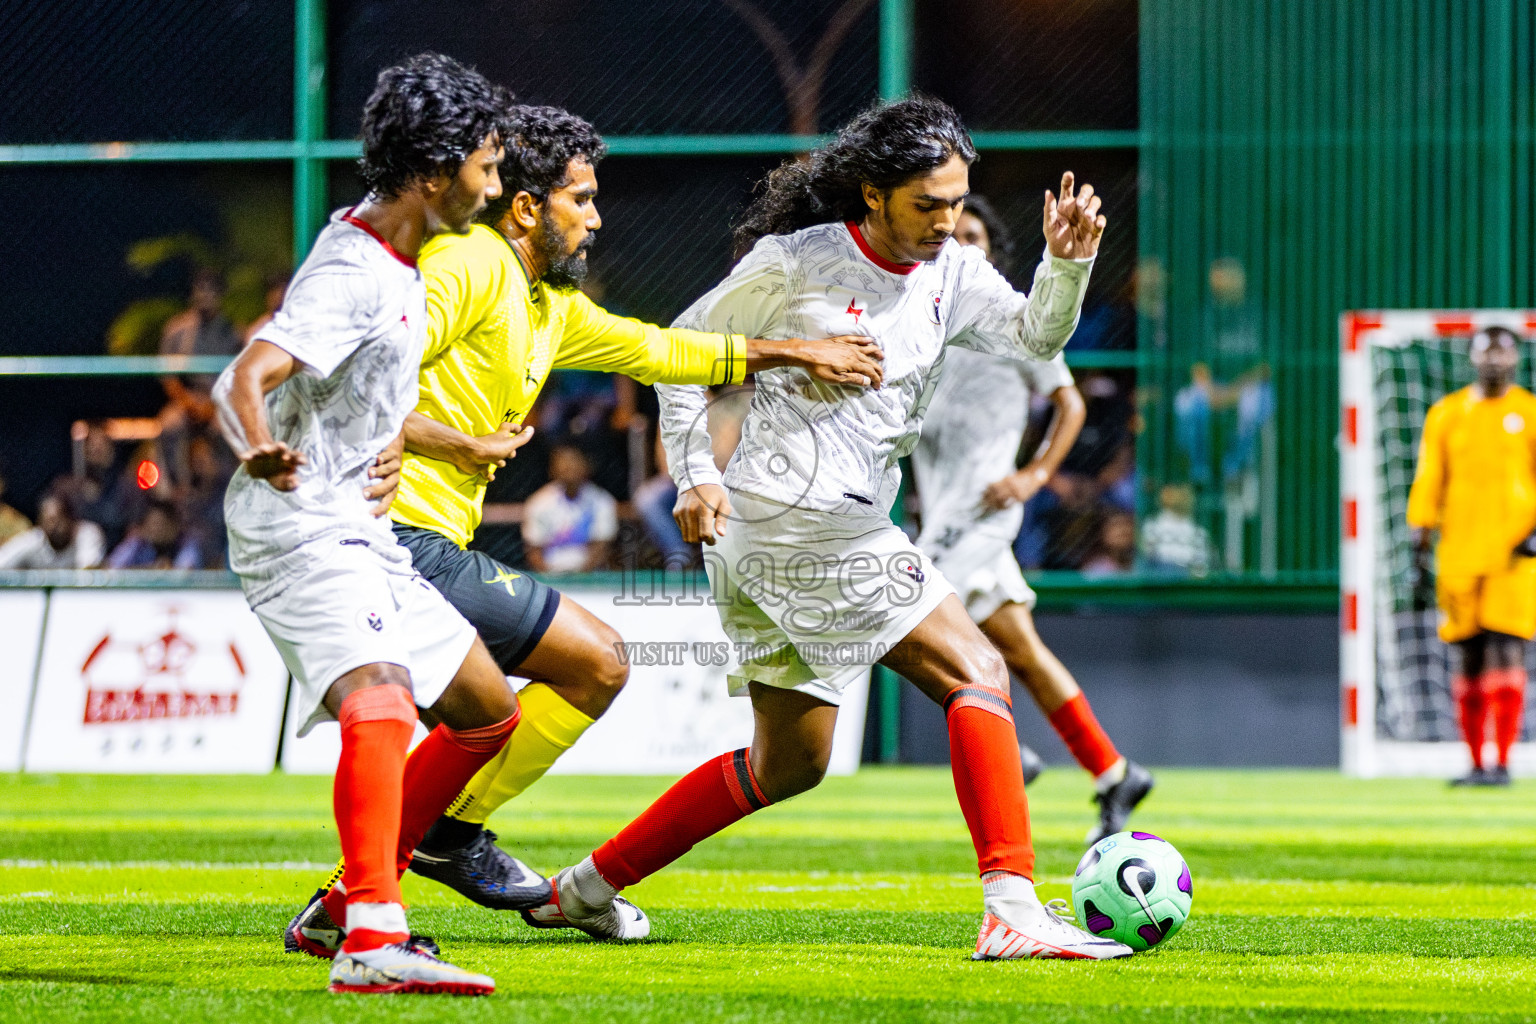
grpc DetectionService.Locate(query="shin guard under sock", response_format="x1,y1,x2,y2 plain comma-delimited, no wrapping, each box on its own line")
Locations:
945,685,1034,880
332,685,417,951
1454,675,1488,770
1486,667,1527,768
1047,692,1122,778
395,711,520,876
592,748,770,890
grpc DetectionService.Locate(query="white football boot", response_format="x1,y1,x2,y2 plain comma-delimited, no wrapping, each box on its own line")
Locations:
328,941,494,995
973,894,1133,961
520,862,651,941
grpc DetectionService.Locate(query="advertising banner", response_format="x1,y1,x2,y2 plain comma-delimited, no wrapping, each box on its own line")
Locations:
0,590,46,771
24,590,289,773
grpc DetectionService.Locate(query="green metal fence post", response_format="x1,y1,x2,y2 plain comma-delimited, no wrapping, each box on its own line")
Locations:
874,0,915,763
879,0,913,103
293,0,327,269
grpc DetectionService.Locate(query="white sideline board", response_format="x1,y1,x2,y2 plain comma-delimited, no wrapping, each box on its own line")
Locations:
0,590,47,771
23,589,289,773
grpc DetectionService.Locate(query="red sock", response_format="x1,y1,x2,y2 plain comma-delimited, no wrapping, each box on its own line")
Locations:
1486,667,1527,769
395,712,520,876
332,685,417,951
592,748,769,890
1047,692,1121,777
945,685,1034,880
1454,675,1487,770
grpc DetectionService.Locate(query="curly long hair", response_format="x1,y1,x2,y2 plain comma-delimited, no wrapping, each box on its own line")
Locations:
732,95,976,260
480,104,608,226
358,52,513,199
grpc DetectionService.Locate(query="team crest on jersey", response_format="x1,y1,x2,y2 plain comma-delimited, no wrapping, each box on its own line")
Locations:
896,560,926,584
927,290,944,325
357,609,385,634
1505,412,1525,434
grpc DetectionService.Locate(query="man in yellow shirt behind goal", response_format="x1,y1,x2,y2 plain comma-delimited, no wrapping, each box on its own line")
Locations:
1408,326,1536,786
286,104,883,955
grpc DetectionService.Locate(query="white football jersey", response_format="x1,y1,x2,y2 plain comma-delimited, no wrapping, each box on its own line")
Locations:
658,220,1091,513
223,208,427,605
913,346,1074,547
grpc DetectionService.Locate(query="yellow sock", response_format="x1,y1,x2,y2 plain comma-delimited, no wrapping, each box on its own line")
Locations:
445,683,595,826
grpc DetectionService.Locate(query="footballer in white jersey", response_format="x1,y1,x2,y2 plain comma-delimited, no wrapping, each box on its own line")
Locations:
659,217,1091,700
909,196,1153,845
214,52,523,995
223,207,478,734
914,345,1073,621
538,99,1132,964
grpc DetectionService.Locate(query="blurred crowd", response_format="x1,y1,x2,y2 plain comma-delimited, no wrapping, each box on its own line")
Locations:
2,228,1225,579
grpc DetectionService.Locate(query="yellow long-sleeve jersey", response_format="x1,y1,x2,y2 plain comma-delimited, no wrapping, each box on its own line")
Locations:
391,224,747,548
1406,384,1536,576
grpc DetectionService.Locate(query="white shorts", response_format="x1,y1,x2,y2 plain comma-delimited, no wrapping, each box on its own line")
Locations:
921,524,1036,625
249,542,478,736
705,490,956,705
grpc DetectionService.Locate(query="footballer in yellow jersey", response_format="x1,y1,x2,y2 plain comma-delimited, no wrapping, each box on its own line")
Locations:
1407,326,1535,785
287,105,885,921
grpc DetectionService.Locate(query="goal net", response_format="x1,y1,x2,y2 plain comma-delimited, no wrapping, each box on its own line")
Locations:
1341,310,1536,776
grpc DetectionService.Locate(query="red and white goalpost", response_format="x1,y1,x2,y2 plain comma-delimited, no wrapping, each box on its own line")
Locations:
1340,309,1536,776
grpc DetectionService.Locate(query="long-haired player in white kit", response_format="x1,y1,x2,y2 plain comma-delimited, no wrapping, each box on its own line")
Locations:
915,195,1153,844
214,54,523,996
523,96,1133,960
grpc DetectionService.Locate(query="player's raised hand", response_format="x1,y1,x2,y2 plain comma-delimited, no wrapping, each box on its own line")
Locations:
1043,171,1106,261
464,421,534,481
240,441,306,491
797,334,885,389
674,482,733,546
364,429,405,517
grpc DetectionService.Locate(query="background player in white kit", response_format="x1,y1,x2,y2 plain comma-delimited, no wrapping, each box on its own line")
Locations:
915,194,1154,843
525,97,1133,960
214,54,523,996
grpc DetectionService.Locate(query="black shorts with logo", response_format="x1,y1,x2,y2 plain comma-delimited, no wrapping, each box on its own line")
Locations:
393,523,560,673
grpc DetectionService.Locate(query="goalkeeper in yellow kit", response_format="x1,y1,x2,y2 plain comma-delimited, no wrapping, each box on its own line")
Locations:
284,104,884,946
1408,326,1536,786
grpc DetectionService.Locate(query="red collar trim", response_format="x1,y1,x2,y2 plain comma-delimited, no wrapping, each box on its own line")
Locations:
341,207,418,268
846,221,918,275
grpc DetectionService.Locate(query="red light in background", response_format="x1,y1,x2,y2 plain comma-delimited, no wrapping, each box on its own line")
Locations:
136,460,160,490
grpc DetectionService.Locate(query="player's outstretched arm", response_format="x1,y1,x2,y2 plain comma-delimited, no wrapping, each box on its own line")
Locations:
743,336,885,388
212,340,307,491
403,411,533,482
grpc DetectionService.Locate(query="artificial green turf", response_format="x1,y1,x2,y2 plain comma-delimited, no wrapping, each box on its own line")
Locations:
1,768,1532,1022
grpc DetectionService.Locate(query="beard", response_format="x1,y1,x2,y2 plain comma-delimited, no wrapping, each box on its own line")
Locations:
539,207,596,288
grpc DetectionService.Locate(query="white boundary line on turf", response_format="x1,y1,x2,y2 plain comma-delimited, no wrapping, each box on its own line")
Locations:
0,859,335,870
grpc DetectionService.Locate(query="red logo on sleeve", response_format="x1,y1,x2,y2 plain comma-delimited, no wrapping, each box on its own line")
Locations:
847,298,864,323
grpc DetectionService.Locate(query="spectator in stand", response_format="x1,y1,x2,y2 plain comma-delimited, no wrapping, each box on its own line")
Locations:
1141,482,1214,577
0,458,31,546
181,434,234,568
0,483,104,570
241,271,289,348
1082,510,1137,576
105,497,201,570
74,419,135,548
159,267,241,487
522,444,618,573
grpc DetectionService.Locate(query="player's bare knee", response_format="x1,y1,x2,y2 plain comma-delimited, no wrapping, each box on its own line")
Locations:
589,621,630,697
755,755,827,802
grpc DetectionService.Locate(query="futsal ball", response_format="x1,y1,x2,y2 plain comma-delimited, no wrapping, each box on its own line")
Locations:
1071,831,1192,952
